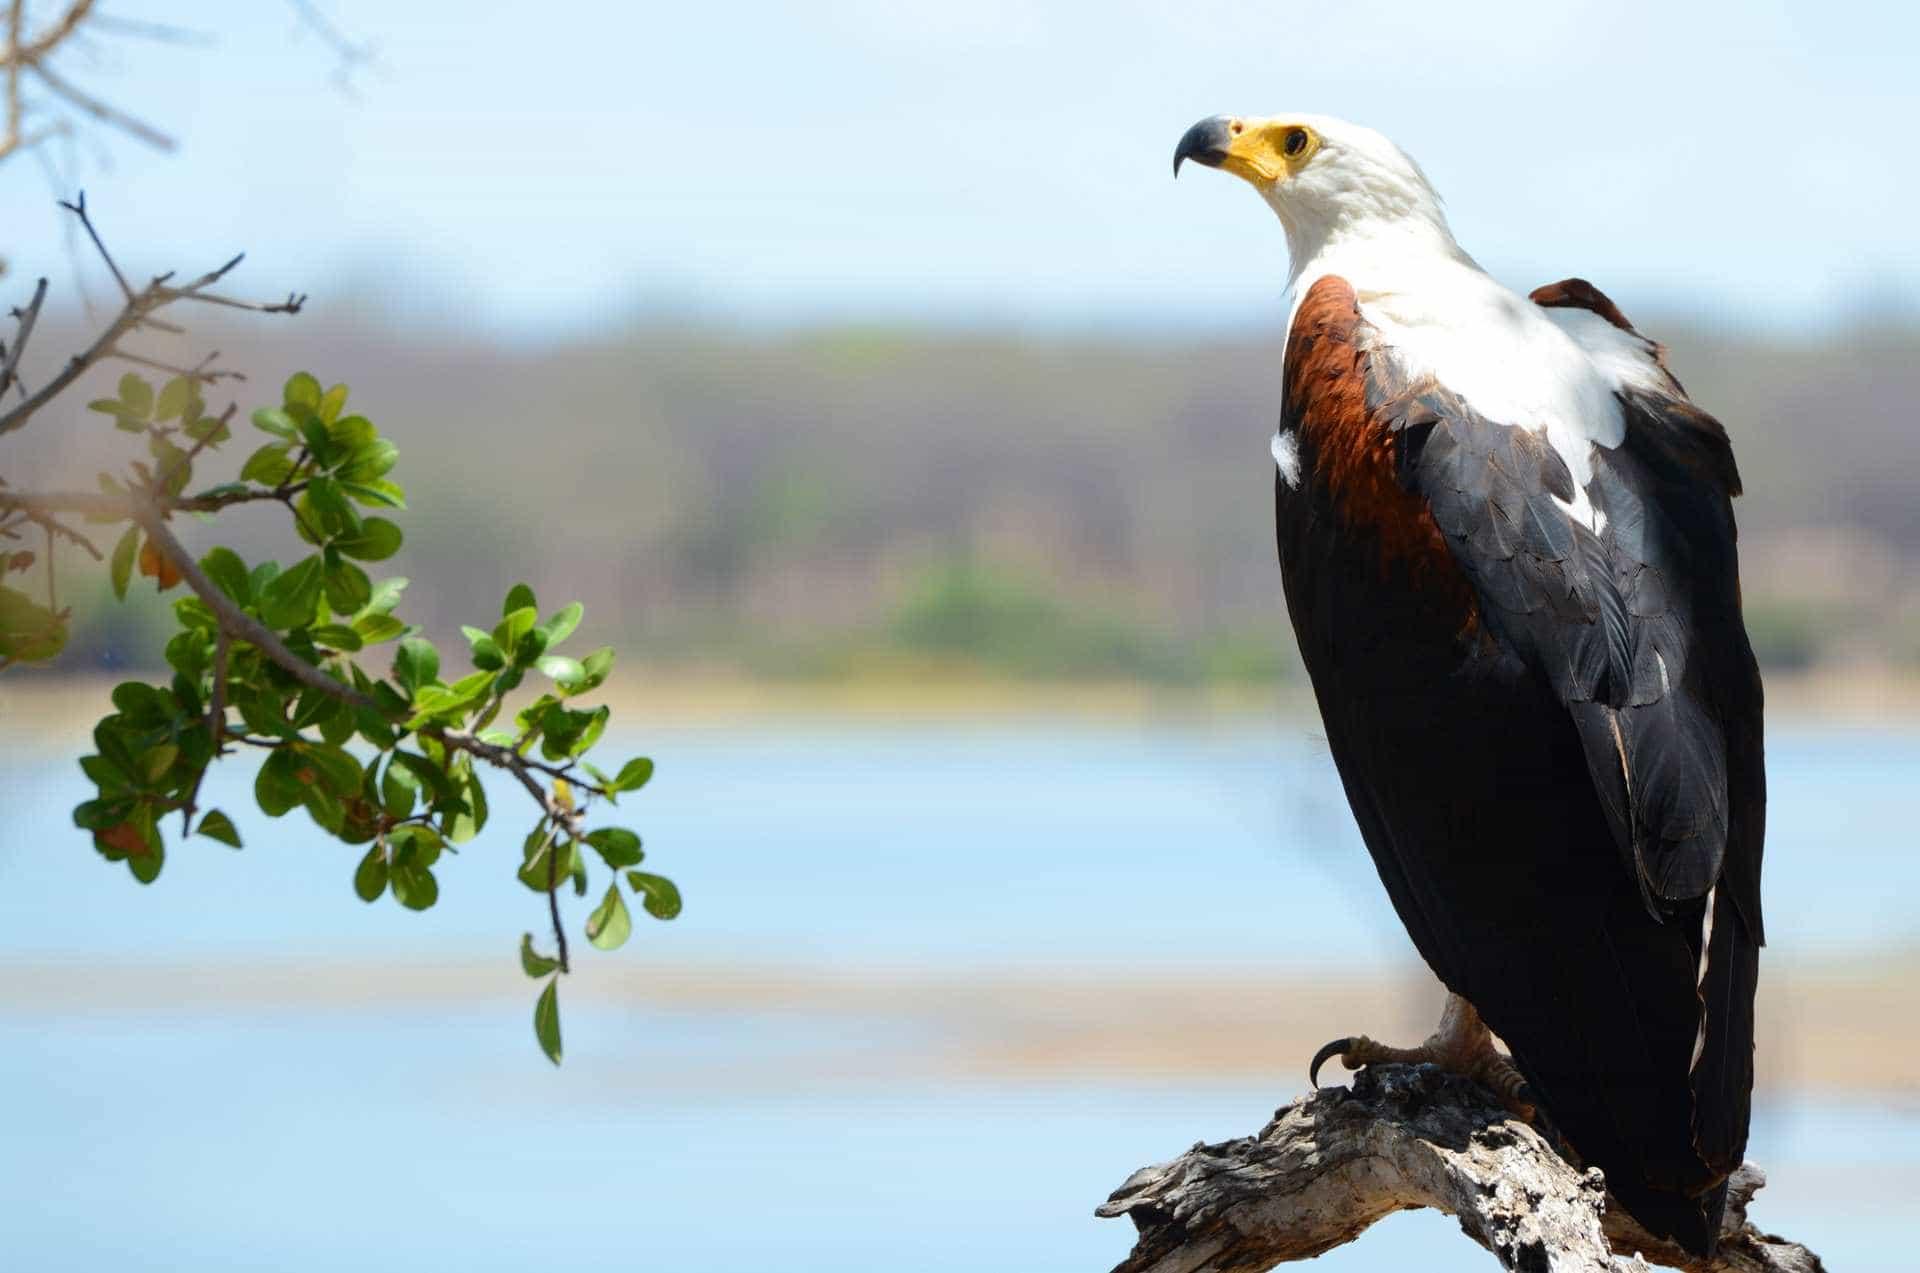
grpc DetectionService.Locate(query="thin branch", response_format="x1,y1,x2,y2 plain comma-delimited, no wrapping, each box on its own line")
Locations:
130,494,609,841
59,189,129,298
0,484,299,520
83,15,212,47
109,347,245,385
4,1,22,159
0,2,98,70
0,198,301,439
130,499,382,715
543,822,570,975
0,274,46,398
16,505,102,559
27,59,174,154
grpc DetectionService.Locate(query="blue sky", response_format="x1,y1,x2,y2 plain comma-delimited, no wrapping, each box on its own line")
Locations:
1,0,1915,336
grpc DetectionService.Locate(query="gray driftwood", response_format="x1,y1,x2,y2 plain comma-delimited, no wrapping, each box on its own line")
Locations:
1097,1064,1824,1273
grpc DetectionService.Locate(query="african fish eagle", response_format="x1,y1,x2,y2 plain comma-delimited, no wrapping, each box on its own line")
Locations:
1173,113,1764,1255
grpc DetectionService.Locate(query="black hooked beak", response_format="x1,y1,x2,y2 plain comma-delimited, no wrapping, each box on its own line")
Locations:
1172,116,1233,177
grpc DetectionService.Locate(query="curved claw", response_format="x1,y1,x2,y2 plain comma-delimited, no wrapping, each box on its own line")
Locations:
1308,1036,1354,1088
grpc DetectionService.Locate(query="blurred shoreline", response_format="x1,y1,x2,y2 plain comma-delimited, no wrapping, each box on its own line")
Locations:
1,951,1911,1098
9,666,1920,739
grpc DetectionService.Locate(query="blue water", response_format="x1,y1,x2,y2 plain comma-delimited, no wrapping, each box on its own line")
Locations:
0,1004,1911,1271
1,718,1915,1269
1,721,1916,967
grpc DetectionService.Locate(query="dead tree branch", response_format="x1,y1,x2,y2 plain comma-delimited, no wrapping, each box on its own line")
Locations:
1097,1063,1824,1273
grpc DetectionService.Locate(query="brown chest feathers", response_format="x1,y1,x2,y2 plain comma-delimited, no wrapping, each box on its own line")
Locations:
1282,276,1475,625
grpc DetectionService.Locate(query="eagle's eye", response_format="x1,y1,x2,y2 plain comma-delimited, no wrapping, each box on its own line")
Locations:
1282,127,1310,158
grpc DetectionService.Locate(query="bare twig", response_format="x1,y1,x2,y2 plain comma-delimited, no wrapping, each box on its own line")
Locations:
1099,1063,1824,1273
26,55,175,154
0,197,301,439
0,484,300,520
60,190,129,298
543,823,571,974
0,274,46,398
110,348,244,385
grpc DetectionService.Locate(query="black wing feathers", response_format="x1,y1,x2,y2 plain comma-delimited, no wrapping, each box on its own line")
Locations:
1391,382,1749,918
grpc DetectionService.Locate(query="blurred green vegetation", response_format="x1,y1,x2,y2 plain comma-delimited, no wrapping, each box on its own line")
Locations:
13,309,1919,686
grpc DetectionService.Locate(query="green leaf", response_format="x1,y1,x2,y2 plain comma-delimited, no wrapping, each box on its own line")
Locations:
584,826,643,869
358,575,408,617
335,517,401,562
390,863,439,911
541,603,583,648
183,412,227,445
285,371,322,409
517,834,576,893
519,933,558,978
197,809,242,848
533,979,562,1065
317,382,349,425
164,630,212,681
118,372,154,421
0,586,67,662
156,376,194,422
303,476,361,538
611,757,654,793
200,546,251,605
575,646,615,693
258,555,325,629
340,478,406,509
503,583,537,617
298,743,365,797
586,883,632,951
535,654,584,687
380,757,418,818
395,637,439,696
323,560,372,614
310,623,363,652
493,606,538,664
328,413,375,452
352,613,406,645
626,871,683,920
338,438,398,484
390,823,445,869
391,749,459,806
353,844,389,901
139,743,180,784
252,406,299,440
240,442,296,486
126,837,164,884
255,748,305,817
445,767,488,844
109,527,139,600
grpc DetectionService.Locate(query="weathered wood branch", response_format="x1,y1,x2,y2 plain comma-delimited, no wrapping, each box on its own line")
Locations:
1097,1064,1824,1273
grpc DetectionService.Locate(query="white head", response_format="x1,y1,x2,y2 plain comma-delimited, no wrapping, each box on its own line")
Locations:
1173,113,1461,279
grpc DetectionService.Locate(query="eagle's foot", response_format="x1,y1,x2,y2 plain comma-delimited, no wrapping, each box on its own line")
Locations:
1308,992,1537,1121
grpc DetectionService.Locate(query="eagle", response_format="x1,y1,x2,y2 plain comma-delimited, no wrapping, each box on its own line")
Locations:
1172,113,1764,1255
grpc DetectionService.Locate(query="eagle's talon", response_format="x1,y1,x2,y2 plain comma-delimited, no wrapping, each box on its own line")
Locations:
1308,1036,1354,1087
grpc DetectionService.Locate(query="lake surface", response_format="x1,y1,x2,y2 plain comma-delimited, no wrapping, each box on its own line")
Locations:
1,718,1915,1269
2,720,1917,967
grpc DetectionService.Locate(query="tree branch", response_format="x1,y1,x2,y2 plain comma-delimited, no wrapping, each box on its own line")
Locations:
0,197,302,439
127,494,607,833
1,274,48,399
1097,1063,1824,1273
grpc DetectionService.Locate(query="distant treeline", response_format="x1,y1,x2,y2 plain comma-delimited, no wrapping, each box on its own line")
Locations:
18,309,1920,682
